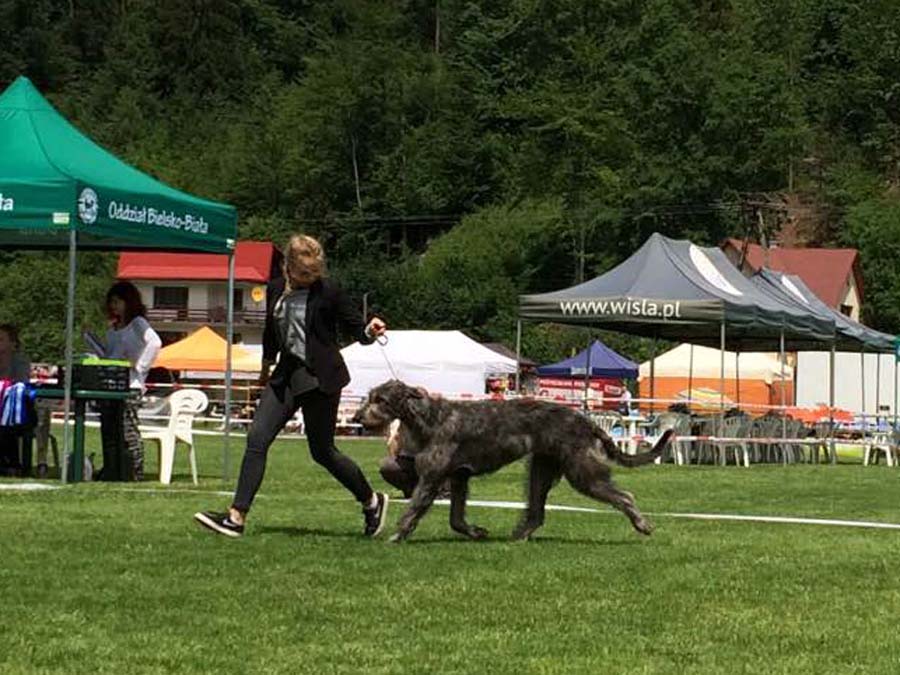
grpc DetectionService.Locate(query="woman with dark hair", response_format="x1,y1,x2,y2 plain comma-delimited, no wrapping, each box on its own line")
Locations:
98,281,161,480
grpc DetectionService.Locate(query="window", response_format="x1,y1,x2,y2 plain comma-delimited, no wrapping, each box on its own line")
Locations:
153,287,188,308
840,304,853,317
232,288,244,311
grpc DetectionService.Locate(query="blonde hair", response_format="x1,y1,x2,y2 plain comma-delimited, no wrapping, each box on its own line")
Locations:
283,234,326,290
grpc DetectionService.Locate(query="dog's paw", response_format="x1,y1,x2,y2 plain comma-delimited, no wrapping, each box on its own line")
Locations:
634,518,654,536
388,532,406,544
466,526,489,541
511,526,535,541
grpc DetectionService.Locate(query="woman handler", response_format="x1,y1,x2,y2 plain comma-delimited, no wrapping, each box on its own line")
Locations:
195,234,389,537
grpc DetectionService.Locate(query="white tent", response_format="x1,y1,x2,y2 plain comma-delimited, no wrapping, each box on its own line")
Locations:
796,351,897,415
341,330,518,398
638,343,791,382
637,343,792,409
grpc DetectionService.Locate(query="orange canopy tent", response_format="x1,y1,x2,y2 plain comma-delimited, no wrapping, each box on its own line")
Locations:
153,326,261,372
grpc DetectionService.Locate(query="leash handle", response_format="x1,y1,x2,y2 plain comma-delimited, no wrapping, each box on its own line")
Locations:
376,334,399,379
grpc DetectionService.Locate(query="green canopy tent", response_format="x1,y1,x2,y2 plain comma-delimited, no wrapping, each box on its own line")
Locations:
0,76,239,482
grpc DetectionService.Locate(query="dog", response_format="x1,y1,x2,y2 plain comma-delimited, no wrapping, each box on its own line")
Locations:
353,380,673,542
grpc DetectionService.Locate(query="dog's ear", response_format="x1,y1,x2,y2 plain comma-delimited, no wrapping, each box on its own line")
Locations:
402,385,428,418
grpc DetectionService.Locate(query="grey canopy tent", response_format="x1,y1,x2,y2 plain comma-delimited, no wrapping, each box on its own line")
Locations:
517,233,848,458
752,269,894,353
752,268,898,430
0,76,240,482
519,233,836,351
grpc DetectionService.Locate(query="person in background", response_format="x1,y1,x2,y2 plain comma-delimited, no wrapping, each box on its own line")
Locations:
99,281,161,481
194,234,389,538
617,386,633,416
0,324,30,382
0,324,32,475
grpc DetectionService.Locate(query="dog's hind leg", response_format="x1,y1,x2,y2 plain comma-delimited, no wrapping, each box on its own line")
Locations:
449,471,488,540
512,455,562,541
564,456,654,535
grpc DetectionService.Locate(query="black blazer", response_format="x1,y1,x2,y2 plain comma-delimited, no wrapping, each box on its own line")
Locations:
262,277,373,394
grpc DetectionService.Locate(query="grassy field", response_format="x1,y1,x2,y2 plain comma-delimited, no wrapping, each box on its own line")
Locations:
2,431,900,674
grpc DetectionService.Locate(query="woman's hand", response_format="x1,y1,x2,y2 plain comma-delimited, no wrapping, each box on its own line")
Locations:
366,317,387,338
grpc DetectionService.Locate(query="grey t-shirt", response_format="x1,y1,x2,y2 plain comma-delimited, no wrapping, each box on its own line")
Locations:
275,288,311,361
274,289,319,393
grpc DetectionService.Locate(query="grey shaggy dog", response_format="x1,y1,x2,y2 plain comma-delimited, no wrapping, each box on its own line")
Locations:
354,380,674,542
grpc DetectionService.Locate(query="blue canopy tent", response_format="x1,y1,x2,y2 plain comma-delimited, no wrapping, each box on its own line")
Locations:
537,341,638,412
537,340,638,379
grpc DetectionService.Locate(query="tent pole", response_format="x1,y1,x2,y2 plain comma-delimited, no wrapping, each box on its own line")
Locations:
649,338,656,415
860,348,866,435
223,251,235,481
894,352,898,435
515,320,522,393
780,327,787,464
719,322,725,457
583,335,592,413
735,350,741,409
876,353,882,430
60,225,78,484
688,343,694,414
829,341,836,465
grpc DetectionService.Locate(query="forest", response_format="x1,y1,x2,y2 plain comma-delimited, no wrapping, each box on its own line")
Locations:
3,0,900,363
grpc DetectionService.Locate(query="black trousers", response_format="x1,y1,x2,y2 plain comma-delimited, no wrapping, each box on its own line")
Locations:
98,400,143,481
232,383,373,513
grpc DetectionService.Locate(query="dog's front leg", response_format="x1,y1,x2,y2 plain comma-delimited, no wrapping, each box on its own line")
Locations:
389,476,444,543
449,472,488,540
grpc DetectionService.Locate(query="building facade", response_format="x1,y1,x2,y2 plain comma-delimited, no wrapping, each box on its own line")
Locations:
117,241,281,347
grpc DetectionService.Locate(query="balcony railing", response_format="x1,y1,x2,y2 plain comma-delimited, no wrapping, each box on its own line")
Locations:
146,307,266,325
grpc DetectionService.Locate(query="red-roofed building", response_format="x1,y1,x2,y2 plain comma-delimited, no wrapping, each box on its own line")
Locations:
721,239,863,320
117,241,282,346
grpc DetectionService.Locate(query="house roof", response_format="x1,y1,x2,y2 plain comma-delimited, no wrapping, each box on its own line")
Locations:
722,239,862,309
117,241,278,283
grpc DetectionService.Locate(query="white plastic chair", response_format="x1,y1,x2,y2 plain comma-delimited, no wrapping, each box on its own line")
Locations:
140,389,208,485
863,430,898,467
715,416,750,467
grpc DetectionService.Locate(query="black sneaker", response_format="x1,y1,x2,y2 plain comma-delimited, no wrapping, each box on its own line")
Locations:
193,511,244,538
363,492,389,537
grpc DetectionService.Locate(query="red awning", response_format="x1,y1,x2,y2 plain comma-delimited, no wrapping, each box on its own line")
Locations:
117,241,277,283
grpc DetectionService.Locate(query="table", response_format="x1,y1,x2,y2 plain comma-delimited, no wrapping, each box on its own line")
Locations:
621,414,649,454
34,388,134,482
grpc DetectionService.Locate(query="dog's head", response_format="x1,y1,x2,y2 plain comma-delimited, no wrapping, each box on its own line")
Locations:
353,380,428,430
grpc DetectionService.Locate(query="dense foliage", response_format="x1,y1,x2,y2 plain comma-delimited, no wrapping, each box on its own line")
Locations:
3,0,900,362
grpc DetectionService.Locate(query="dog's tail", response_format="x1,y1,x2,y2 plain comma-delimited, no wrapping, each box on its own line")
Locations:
593,428,674,468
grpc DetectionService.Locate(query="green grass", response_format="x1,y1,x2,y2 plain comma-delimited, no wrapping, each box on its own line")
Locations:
2,431,900,674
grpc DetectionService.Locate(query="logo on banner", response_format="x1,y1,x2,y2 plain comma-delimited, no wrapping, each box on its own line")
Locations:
0,193,14,211
78,188,99,224
689,244,743,296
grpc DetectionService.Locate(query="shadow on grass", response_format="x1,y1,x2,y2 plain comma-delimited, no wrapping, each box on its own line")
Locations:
398,534,647,547
252,525,646,547
254,525,362,539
